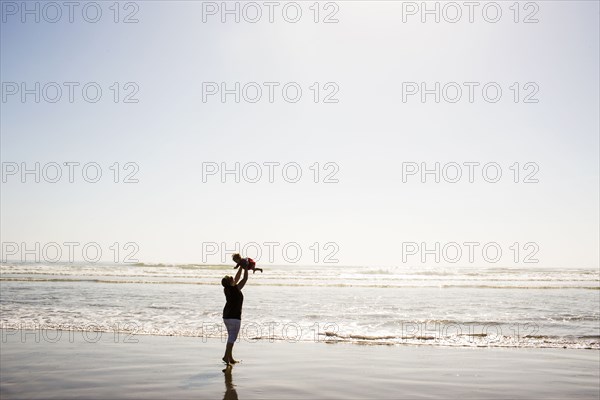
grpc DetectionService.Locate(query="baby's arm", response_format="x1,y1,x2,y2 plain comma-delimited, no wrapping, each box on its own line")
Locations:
233,263,240,269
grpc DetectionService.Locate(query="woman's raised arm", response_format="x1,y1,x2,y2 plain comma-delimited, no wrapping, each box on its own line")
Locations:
233,266,243,284
237,267,249,290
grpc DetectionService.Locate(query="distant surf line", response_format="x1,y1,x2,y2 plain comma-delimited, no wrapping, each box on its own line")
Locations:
1,277,598,290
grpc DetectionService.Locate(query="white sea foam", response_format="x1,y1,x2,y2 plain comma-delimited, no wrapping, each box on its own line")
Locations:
1,263,598,349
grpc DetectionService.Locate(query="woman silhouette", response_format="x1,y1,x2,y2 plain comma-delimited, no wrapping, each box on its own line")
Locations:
221,265,248,364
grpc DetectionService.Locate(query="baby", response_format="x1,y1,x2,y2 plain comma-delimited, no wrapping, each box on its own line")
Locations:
232,253,263,273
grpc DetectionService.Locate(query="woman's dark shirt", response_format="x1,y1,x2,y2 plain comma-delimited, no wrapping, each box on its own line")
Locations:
223,285,243,320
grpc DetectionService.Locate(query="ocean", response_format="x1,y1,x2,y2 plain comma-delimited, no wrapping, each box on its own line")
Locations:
1,263,598,349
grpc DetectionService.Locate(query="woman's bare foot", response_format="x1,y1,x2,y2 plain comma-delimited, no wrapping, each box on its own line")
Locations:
228,357,238,364
222,357,229,364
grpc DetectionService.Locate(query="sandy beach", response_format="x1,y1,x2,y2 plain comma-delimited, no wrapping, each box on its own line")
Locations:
1,329,598,399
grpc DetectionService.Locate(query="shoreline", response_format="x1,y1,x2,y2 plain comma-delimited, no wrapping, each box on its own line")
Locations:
1,326,598,350
2,329,599,399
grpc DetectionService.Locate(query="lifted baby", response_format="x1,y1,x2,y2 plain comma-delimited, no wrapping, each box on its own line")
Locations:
232,253,263,274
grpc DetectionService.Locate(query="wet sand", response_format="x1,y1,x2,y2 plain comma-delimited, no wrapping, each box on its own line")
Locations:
1,329,598,399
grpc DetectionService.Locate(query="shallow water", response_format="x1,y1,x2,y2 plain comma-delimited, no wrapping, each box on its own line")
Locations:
1,263,598,349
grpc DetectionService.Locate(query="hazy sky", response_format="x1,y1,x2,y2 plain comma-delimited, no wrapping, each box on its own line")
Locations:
1,1,598,267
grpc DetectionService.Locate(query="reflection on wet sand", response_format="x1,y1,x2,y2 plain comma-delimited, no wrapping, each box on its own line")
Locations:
223,365,238,400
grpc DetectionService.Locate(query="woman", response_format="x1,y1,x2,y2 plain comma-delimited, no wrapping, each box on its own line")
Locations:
221,265,248,364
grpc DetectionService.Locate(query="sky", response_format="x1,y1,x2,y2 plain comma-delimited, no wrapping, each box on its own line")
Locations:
1,0,598,268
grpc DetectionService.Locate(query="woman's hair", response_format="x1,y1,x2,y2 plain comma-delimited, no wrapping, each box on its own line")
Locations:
232,253,241,261
221,276,231,287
